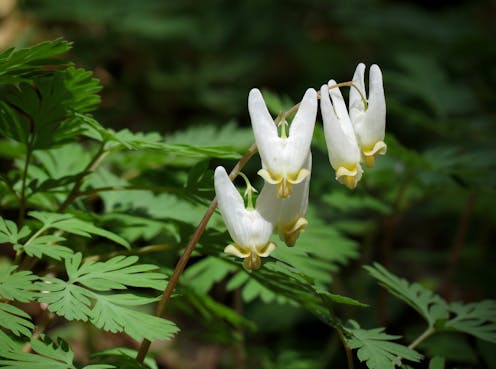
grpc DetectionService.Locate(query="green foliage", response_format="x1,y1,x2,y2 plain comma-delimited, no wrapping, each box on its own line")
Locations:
37,253,178,341
365,263,449,327
0,336,115,369
0,39,72,85
444,301,496,344
346,321,423,369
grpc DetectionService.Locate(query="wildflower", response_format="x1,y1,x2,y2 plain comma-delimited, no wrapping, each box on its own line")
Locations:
214,166,276,270
257,154,311,247
249,88,317,198
349,63,387,168
320,82,363,189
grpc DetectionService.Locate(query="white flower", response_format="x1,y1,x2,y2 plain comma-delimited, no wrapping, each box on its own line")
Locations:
214,166,276,270
320,82,363,189
257,154,311,247
249,88,317,199
349,63,387,168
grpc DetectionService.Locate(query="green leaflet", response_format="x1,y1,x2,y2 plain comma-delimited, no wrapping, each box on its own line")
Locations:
29,211,130,249
365,263,449,327
346,321,423,369
37,253,178,342
444,300,496,344
0,266,38,302
0,39,72,85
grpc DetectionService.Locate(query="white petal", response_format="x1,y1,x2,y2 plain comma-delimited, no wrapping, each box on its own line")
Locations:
320,84,361,170
349,63,366,122
214,166,246,246
248,88,280,169
287,88,317,172
366,64,386,142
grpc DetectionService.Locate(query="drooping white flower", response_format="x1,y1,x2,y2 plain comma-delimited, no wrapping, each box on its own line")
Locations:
349,63,387,168
249,88,317,199
257,154,311,247
320,82,363,189
214,166,276,270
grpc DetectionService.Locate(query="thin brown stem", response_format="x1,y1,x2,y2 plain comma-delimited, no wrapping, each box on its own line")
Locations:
135,143,258,363
337,328,354,369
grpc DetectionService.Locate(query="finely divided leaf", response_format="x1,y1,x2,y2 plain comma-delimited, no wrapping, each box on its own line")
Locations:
0,217,31,244
347,322,423,369
0,39,71,85
0,266,38,302
0,337,76,369
444,300,496,344
365,263,448,327
0,303,34,337
29,212,130,249
37,253,178,341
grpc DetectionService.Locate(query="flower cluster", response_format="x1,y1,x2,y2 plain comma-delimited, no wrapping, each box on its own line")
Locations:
215,63,386,270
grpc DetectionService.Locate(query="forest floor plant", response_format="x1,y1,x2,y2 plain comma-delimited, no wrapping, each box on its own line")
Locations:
0,39,494,369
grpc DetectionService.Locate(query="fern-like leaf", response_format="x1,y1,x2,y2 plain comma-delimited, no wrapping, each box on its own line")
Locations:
37,253,178,341
444,300,496,344
346,321,423,369
0,266,38,302
29,211,130,249
365,263,448,327
0,303,34,337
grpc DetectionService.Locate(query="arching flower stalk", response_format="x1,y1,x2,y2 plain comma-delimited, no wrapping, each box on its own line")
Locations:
320,82,363,189
249,88,317,198
257,154,311,247
214,166,276,270
349,63,387,168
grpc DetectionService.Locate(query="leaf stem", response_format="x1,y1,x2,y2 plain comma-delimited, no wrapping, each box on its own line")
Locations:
57,144,108,213
337,328,355,369
135,143,258,363
408,326,435,350
18,147,32,226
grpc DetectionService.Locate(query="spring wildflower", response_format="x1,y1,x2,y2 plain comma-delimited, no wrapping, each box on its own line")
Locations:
249,88,317,198
214,166,276,270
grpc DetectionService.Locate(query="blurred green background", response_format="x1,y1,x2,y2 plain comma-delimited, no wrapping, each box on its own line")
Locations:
1,0,495,368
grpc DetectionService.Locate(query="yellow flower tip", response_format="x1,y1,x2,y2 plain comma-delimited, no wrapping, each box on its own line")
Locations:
224,244,250,258
287,169,311,185
257,169,282,185
243,252,261,270
279,217,308,247
277,180,292,198
336,166,361,190
364,155,376,168
362,141,387,168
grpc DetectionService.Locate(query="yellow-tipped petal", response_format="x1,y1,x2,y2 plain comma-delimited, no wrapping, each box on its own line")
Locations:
287,168,311,184
279,217,308,247
224,244,251,258
257,169,282,185
335,165,362,190
257,242,277,257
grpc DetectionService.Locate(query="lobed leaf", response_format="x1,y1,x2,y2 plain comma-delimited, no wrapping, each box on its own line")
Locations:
0,302,34,337
0,266,38,302
365,263,449,327
444,300,496,344
346,321,423,369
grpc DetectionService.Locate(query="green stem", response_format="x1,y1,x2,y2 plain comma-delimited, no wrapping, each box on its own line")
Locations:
18,147,32,226
57,144,108,213
408,326,435,350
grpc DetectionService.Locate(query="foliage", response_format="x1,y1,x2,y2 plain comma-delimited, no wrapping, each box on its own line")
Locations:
1,1,495,364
